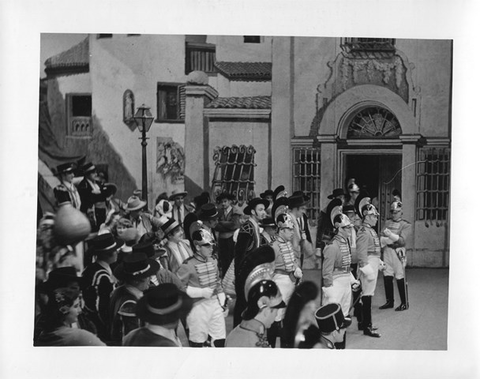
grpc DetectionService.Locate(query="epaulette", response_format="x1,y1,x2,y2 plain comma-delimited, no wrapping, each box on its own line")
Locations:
54,185,68,192
118,300,137,317
241,222,255,235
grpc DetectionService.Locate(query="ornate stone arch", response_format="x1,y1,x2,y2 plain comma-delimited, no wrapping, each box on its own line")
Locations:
318,84,416,138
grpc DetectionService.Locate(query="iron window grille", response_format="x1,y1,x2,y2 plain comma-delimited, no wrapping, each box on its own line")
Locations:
156,83,186,122
292,146,321,223
416,147,450,222
211,145,256,202
347,107,401,138
66,93,92,137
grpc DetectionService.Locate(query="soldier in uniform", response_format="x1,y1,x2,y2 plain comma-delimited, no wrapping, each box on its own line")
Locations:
53,162,82,209
355,194,382,338
315,188,346,255
176,228,227,347
109,252,159,345
314,303,351,349
379,201,412,311
233,197,269,326
268,199,303,347
77,163,108,231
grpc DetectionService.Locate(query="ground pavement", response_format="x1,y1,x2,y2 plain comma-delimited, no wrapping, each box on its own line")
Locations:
178,268,449,350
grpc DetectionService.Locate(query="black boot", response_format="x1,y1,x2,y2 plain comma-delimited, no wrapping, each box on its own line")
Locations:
189,340,206,347
379,276,394,309
213,338,225,347
362,296,381,338
267,321,281,348
334,331,347,349
395,278,408,311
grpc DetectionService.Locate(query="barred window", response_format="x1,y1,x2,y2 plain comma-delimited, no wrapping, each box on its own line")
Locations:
156,83,185,122
185,38,216,74
292,147,321,222
211,145,256,202
416,147,450,221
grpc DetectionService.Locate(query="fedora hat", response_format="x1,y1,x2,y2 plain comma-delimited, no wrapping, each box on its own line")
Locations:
216,192,235,202
327,188,346,200
113,252,159,281
126,196,147,212
288,194,307,209
101,183,117,198
260,217,276,228
243,198,270,216
292,190,310,202
40,266,85,292
56,162,76,175
132,241,156,258
136,283,194,326
90,233,124,255
169,189,188,201
315,303,351,334
198,203,219,220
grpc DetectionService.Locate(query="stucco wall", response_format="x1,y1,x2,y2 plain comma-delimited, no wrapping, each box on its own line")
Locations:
209,121,270,196
213,36,273,62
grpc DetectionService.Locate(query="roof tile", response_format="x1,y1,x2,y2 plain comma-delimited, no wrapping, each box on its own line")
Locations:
214,61,271,81
206,96,271,109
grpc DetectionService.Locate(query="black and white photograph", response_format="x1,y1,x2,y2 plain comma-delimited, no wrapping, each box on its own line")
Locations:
2,1,479,378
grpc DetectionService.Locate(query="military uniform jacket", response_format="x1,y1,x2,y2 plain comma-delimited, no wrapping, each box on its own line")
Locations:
356,223,381,266
53,182,82,209
381,218,412,254
176,253,223,305
322,235,352,287
271,236,298,275
316,209,335,250
109,285,142,345
225,319,270,348
82,262,115,327
77,178,106,214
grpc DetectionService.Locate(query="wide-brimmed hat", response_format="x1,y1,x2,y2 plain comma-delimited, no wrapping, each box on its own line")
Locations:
101,183,117,198
40,266,84,292
193,192,210,208
113,252,159,281
158,216,181,236
132,241,156,258
82,162,97,174
169,189,188,201
126,196,147,212
90,233,124,255
56,162,76,175
327,188,346,200
136,283,194,326
292,190,310,202
216,192,235,202
243,198,270,216
288,194,307,209
198,203,219,220
260,189,274,199
315,303,351,333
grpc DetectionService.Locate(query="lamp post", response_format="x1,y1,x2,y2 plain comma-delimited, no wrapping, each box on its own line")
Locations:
133,104,154,207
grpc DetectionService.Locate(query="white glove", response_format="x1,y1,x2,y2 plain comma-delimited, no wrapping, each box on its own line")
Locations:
186,286,214,299
380,236,393,248
315,248,322,258
294,267,303,279
378,260,387,272
383,228,392,237
217,292,226,306
389,233,400,242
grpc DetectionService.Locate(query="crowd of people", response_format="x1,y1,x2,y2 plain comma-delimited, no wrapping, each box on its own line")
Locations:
35,161,411,348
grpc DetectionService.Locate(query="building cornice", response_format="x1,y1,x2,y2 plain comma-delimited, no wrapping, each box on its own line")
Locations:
204,108,271,120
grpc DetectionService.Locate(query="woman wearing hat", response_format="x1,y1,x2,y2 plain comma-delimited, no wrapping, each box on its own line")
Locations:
123,283,193,346
82,233,124,342
53,162,82,209
109,253,160,345
35,277,105,346
158,216,194,273
176,228,227,347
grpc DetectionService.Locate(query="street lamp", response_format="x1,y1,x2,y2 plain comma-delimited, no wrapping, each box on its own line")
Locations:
133,104,154,207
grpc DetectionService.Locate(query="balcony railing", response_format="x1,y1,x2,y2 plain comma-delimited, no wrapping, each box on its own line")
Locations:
341,38,396,54
69,116,92,136
185,43,216,74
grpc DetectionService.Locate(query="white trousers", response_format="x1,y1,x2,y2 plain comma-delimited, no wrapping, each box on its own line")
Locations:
273,273,295,322
383,248,404,279
322,274,352,317
187,298,226,343
359,255,380,296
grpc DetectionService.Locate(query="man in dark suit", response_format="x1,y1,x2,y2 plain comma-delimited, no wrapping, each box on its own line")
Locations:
77,162,107,231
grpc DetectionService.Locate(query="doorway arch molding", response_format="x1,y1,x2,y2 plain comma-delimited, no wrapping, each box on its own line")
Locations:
318,84,417,138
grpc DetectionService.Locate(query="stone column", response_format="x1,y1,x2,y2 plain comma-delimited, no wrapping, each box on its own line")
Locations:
184,84,218,196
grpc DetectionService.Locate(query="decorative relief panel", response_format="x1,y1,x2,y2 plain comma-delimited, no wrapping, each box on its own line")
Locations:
156,137,185,184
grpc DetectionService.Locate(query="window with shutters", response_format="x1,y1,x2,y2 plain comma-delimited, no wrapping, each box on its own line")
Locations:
185,35,216,74
211,145,256,202
156,83,185,122
416,147,450,222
